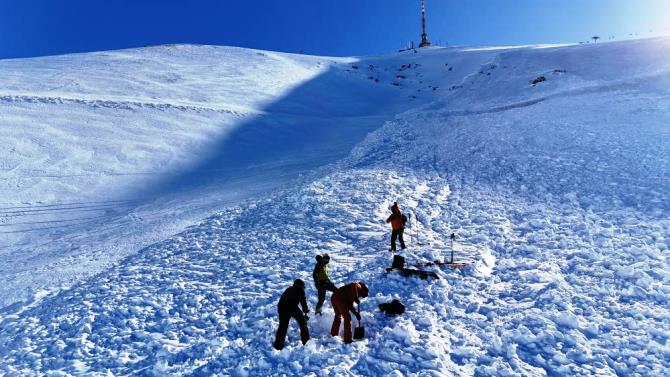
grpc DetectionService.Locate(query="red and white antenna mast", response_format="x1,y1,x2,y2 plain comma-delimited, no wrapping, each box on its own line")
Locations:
419,0,431,47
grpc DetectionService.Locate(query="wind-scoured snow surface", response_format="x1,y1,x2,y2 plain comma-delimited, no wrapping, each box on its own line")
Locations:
1,39,669,376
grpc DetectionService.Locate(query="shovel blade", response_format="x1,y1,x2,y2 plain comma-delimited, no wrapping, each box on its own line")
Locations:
354,326,365,340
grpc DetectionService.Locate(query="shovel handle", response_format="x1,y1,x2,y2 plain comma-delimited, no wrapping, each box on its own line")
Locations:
357,303,362,325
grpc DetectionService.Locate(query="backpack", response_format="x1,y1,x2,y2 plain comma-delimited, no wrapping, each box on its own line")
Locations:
391,255,405,269
379,299,405,315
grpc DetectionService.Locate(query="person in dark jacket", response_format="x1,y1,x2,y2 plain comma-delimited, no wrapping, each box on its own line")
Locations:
386,202,406,251
331,281,369,344
273,279,310,350
313,254,338,315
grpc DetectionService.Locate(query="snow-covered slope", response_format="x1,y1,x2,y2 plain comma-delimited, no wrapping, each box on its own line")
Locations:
1,38,669,376
0,44,485,307
0,44,339,303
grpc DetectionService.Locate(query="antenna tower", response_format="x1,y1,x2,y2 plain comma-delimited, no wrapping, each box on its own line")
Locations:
419,0,431,47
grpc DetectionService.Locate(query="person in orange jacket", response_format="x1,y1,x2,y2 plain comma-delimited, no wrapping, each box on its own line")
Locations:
386,202,407,251
330,281,369,343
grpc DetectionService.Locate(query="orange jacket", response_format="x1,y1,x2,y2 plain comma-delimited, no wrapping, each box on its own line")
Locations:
386,205,405,231
332,282,364,310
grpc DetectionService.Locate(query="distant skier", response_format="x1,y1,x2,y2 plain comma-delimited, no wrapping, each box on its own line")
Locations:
330,281,369,344
273,279,310,350
313,254,338,315
386,202,407,251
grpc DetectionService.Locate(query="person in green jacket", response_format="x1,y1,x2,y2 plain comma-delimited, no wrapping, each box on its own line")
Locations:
313,254,338,315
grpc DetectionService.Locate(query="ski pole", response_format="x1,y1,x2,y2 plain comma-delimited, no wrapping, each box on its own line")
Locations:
414,213,419,245
450,232,456,263
408,213,413,245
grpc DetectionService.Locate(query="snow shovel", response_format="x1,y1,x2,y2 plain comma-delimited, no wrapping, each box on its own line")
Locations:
353,304,365,340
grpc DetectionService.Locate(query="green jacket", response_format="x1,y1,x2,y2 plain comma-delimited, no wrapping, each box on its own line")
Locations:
312,261,330,286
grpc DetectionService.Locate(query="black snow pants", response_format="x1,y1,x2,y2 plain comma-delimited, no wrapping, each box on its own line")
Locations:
391,228,406,251
273,305,309,350
315,280,337,313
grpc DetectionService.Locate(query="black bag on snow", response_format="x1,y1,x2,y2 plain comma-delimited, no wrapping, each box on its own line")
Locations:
379,299,405,315
391,255,405,270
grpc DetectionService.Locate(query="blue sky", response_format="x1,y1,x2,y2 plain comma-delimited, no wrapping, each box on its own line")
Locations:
1,0,669,59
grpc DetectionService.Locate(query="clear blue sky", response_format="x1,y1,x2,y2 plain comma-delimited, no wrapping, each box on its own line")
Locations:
1,0,668,59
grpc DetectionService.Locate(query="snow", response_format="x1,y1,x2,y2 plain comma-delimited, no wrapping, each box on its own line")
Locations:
1,38,670,375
